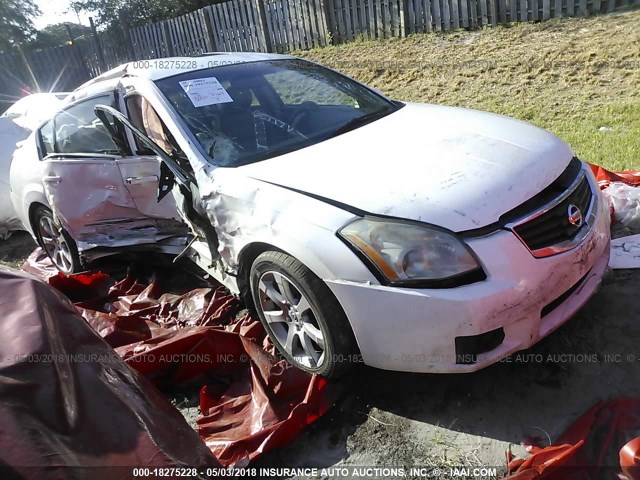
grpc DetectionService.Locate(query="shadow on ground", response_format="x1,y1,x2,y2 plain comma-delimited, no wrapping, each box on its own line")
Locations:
0,231,36,269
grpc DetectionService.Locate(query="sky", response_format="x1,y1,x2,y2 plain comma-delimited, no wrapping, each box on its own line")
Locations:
33,0,92,29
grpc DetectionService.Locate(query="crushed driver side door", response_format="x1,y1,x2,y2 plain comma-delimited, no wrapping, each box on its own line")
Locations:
39,93,186,249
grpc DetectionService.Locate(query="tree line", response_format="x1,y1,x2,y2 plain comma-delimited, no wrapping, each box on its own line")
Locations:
1,0,226,53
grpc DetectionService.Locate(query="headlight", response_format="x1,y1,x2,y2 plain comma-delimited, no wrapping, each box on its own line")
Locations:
338,217,482,284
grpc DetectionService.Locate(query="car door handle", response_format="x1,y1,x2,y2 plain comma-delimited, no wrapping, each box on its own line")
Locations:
43,175,61,184
125,175,159,185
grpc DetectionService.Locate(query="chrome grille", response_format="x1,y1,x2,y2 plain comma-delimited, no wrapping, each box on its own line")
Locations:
514,174,592,250
505,160,596,258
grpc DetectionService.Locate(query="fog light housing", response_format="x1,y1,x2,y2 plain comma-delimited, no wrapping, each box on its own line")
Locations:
455,328,505,364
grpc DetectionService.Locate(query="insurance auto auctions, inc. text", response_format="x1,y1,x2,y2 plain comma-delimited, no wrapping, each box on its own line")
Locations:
255,467,498,478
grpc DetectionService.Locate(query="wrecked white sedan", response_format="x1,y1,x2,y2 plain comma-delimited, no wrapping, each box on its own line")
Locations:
10,53,611,378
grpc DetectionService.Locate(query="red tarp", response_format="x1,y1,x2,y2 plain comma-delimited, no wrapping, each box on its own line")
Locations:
507,399,640,480
589,164,640,188
17,251,343,468
0,268,220,480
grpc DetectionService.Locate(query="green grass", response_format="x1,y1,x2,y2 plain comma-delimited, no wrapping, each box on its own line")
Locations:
300,9,640,171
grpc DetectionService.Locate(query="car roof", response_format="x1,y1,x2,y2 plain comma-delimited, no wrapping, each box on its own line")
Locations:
75,52,296,92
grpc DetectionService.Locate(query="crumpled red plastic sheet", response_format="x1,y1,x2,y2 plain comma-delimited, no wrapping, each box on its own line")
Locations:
587,163,640,230
589,164,640,188
20,247,60,280
507,399,640,480
0,268,220,480
19,251,343,467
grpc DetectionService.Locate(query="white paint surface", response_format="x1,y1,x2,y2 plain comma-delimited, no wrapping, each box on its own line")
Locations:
240,103,574,231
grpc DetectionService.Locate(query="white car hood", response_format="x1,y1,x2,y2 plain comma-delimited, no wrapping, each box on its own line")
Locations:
239,103,574,232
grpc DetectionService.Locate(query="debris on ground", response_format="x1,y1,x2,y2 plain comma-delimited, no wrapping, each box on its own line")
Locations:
610,235,640,270
605,183,640,229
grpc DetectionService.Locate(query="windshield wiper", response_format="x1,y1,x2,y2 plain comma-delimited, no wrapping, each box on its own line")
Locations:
325,107,397,140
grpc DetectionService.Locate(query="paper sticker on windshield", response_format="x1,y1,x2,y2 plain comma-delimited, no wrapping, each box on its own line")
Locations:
179,77,233,107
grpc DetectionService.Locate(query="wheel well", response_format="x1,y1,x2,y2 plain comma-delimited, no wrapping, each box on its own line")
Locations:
236,242,283,299
28,202,49,244
238,243,363,371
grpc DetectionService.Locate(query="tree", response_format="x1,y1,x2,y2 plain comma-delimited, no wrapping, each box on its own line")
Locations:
27,22,93,51
70,0,216,29
0,0,41,52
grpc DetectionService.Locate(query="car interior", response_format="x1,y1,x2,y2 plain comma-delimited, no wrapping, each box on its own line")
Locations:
154,60,377,167
52,96,122,156
125,94,195,176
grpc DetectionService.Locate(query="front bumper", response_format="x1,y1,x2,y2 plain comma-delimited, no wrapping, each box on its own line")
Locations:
326,184,611,373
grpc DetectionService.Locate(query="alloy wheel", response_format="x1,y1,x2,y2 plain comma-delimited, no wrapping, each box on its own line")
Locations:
37,215,74,274
257,270,326,369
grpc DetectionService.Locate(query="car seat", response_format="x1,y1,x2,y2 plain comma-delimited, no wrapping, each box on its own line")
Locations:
221,87,257,152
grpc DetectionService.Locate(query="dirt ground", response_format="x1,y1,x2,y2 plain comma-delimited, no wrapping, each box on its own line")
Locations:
0,231,36,269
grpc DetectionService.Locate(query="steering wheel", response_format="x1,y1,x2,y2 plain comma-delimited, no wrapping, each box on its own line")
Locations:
290,101,319,130
251,110,307,139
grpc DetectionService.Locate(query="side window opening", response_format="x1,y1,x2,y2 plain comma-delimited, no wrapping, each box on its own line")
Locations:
125,95,158,156
50,94,126,156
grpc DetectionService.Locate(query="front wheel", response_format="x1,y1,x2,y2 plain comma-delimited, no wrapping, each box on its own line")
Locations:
249,250,359,379
33,206,81,275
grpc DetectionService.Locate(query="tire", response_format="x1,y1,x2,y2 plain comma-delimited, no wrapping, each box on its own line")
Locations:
249,250,359,379
33,206,82,275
